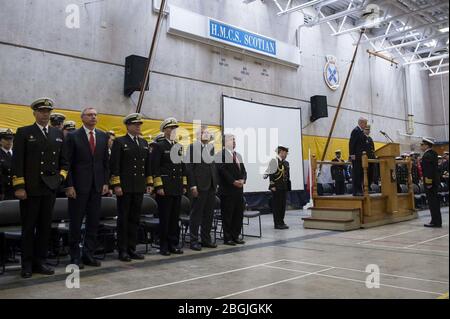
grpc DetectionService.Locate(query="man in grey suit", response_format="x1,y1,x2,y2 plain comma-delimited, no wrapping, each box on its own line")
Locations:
185,125,218,251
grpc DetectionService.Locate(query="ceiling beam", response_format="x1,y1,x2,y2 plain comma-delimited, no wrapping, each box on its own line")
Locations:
332,2,447,36
361,20,446,43
277,0,330,16
403,54,449,65
421,63,449,70
376,33,448,52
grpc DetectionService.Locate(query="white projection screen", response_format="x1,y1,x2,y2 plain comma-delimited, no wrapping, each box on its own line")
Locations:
222,96,304,193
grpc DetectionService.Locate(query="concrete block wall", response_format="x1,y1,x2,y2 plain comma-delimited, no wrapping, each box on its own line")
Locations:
0,0,447,149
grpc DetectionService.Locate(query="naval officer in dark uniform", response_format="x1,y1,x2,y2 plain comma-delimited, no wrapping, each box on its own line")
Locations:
0,129,15,201
152,117,188,256
420,137,442,228
50,113,66,131
265,145,291,229
331,149,346,195
110,113,153,262
12,98,69,278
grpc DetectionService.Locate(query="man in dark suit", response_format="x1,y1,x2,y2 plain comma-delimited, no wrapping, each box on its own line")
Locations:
64,107,110,268
216,134,247,246
12,98,69,278
152,117,188,256
185,125,218,251
331,149,346,195
265,145,291,229
349,117,368,196
0,129,15,201
110,113,153,262
420,137,442,228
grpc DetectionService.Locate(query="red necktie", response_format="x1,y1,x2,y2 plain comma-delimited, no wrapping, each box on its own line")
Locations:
89,131,96,155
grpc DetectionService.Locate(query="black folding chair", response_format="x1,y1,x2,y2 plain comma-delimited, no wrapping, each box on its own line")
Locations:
0,200,22,274
179,195,192,247
140,194,160,253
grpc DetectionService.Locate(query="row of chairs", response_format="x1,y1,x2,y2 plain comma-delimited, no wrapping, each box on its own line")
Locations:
414,182,449,209
317,183,382,196
0,194,263,274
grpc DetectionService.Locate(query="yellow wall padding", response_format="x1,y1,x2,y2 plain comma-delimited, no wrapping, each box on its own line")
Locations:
0,103,222,149
1,103,384,160
302,134,385,160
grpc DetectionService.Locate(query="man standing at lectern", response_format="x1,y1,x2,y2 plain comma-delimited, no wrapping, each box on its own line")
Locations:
349,117,367,196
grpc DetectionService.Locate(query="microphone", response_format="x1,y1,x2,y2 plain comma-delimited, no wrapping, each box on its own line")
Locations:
379,130,394,143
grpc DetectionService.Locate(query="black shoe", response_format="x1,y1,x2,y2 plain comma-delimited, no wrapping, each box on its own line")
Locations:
69,259,84,270
128,251,145,260
190,243,202,251
169,247,184,254
233,239,245,245
118,252,132,262
33,264,55,275
424,223,442,228
21,270,32,279
82,255,101,267
274,224,284,229
201,242,218,248
224,241,236,246
160,250,171,256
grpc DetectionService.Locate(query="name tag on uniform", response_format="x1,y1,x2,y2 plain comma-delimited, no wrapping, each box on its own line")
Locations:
56,138,63,142
28,135,36,142
164,150,171,154
143,146,148,150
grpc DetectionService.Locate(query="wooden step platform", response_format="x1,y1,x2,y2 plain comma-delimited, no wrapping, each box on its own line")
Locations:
302,207,361,231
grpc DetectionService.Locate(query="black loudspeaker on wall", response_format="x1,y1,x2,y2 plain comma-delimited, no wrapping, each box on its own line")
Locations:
310,95,328,122
124,55,150,96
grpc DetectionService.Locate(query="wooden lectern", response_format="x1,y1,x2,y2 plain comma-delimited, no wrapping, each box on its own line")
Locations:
374,143,400,214
304,142,417,231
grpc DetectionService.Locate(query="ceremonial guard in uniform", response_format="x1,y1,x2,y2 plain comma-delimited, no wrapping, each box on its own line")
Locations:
12,98,69,278
50,113,66,130
420,137,442,228
110,113,153,261
331,149,346,195
152,117,188,256
0,129,15,200
62,121,76,137
265,145,291,229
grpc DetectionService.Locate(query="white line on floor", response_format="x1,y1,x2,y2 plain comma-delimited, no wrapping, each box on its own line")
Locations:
95,259,285,299
357,229,425,245
281,259,449,284
359,242,449,254
262,265,444,296
404,234,449,248
214,267,335,299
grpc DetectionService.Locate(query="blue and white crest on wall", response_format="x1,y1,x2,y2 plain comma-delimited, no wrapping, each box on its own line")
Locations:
324,55,340,91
